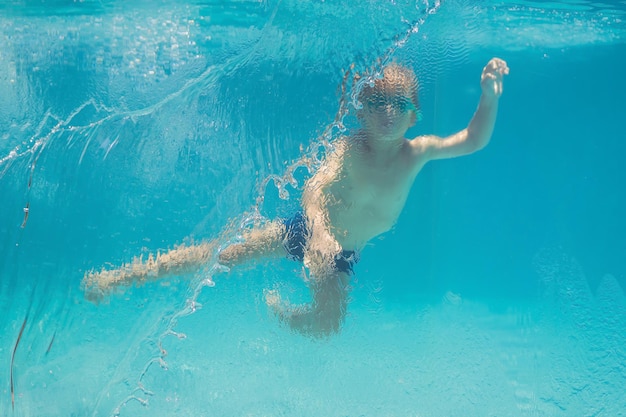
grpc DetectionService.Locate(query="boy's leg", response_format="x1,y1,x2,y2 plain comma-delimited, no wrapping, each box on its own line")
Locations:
219,220,287,267
82,241,217,303
83,219,288,303
266,270,351,338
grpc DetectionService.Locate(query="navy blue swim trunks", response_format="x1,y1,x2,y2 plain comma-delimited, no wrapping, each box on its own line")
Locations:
282,212,358,274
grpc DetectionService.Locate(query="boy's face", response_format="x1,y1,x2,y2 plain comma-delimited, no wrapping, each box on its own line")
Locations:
360,91,417,138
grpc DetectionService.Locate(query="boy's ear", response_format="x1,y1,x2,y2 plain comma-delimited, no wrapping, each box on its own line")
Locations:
410,111,417,126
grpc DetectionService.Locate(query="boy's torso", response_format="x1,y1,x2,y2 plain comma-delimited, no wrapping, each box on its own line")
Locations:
303,136,426,250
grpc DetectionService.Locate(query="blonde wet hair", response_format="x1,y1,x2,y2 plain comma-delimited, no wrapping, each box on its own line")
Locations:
357,63,419,115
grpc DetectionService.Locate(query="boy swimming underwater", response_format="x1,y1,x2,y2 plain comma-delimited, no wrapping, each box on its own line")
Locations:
82,58,509,338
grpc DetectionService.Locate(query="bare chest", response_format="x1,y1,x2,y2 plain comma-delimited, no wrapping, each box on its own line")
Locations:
323,153,420,246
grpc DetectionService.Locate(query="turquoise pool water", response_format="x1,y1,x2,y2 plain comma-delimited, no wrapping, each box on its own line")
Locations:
1,0,625,416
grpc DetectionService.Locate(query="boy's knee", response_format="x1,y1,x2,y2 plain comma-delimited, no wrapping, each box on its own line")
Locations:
315,306,345,336
218,244,240,266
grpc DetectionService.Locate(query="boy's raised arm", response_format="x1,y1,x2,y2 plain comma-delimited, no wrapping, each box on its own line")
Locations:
413,57,509,161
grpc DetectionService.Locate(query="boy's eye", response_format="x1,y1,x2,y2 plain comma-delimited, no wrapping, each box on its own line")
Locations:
367,96,413,112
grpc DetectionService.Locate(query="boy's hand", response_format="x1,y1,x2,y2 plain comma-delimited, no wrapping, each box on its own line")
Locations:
481,58,509,99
